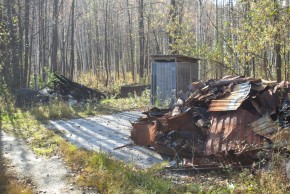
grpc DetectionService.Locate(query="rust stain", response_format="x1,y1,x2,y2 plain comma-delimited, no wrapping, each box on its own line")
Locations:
205,108,262,155
130,120,158,146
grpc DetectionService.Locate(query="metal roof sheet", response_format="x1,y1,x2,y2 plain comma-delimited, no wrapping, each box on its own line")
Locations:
208,82,251,111
205,108,263,155
249,115,278,137
151,54,200,63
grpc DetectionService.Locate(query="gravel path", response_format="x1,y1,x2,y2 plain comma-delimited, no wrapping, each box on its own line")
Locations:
1,131,84,194
49,111,165,168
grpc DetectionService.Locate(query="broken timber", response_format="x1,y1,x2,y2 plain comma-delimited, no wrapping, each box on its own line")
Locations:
53,73,106,101
130,76,290,169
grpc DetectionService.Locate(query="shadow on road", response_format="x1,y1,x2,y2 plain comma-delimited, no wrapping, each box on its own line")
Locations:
50,111,164,168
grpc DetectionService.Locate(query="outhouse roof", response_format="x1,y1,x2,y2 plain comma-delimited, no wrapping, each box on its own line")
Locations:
151,54,200,63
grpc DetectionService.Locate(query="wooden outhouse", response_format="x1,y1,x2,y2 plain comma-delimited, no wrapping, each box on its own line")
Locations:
151,55,200,104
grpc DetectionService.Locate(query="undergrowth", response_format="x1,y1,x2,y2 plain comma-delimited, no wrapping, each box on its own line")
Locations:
27,89,152,121
75,71,149,96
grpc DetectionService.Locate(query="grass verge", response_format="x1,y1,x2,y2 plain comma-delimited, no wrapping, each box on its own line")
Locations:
0,156,33,194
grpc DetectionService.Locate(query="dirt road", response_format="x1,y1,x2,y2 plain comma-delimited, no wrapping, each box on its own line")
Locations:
1,131,84,194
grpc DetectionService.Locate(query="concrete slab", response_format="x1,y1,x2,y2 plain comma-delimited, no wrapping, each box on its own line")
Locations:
49,111,165,168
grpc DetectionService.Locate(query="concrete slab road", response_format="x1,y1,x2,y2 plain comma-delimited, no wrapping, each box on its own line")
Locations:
49,111,164,169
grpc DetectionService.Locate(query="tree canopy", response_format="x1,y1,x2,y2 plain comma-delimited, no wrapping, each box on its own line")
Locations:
0,0,289,92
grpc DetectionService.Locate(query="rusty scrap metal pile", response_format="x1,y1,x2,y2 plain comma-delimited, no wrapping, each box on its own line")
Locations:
131,76,290,169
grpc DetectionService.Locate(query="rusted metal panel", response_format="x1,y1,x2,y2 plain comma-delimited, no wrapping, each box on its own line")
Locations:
249,115,278,137
208,82,251,111
167,111,193,131
130,121,158,146
205,108,262,155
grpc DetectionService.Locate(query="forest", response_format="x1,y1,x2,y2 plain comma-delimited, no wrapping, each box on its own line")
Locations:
0,1,290,193
0,0,289,92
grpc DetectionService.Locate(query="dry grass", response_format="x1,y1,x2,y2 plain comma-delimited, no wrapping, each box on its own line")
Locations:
6,181,33,194
75,71,149,97
0,158,33,194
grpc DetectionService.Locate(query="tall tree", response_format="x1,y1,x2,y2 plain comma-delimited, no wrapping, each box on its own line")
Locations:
70,0,75,79
6,0,20,91
168,0,177,54
51,0,59,73
138,0,145,79
126,0,135,82
274,0,282,82
104,0,109,86
23,0,29,87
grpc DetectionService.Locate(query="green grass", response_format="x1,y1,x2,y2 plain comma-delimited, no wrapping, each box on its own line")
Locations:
27,89,152,121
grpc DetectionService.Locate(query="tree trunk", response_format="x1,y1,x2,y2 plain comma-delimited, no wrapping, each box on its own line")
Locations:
138,0,145,79
168,0,177,54
17,0,24,87
51,0,59,73
274,0,281,82
70,0,75,79
7,0,20,91
126,0,135,82
104,0,109,86
23,0,29,87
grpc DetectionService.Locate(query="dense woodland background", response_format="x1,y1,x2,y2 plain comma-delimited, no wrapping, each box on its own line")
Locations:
0,0,289,92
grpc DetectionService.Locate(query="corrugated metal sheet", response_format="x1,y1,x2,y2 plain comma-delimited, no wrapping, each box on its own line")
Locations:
249,115,278,137
208,82,251,111
151,62,176,104
205,107,263,155
177,62,199,93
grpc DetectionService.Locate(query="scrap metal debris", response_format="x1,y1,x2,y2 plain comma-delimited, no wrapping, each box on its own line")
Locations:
130,76,290,169
15,74,106,108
